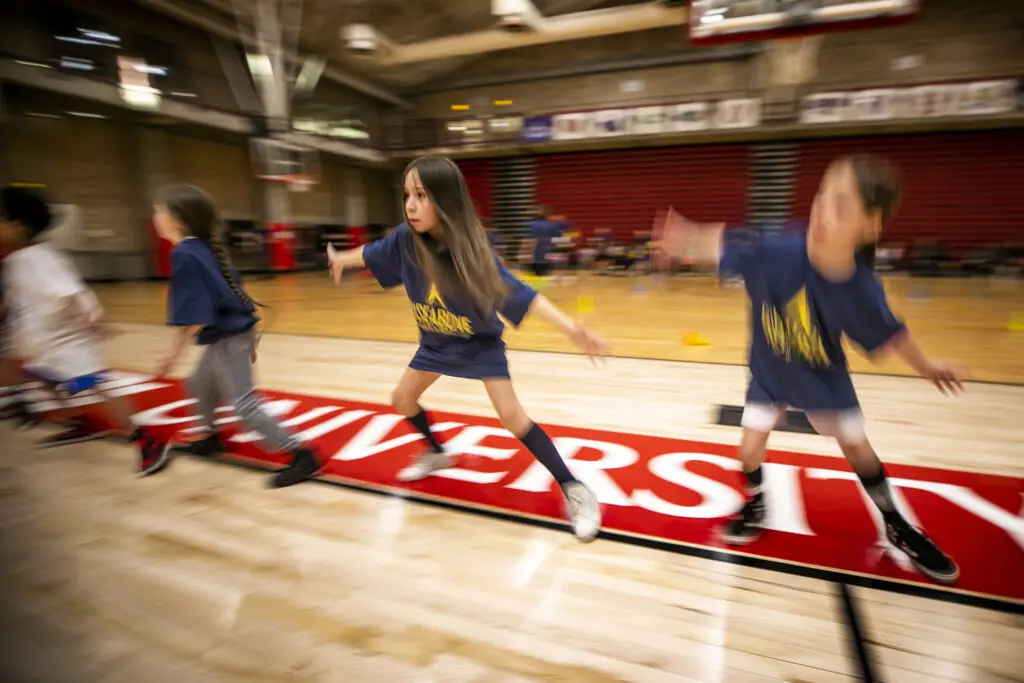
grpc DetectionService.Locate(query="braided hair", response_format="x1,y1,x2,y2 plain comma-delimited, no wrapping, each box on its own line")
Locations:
162,184,265,311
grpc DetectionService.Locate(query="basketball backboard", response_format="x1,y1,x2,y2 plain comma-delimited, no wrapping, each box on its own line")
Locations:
688,0,922,45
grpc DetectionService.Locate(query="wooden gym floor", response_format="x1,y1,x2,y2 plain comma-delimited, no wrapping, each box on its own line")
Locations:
94,270,1024,385
1,272,1021,683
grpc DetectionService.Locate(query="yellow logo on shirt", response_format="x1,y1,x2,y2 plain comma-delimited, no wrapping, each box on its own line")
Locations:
413,282,474,337
762,286,831,367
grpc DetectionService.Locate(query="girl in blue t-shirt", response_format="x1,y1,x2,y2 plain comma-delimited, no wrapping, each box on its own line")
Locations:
663,154,966,585
153,184,321,489
327,155,610,543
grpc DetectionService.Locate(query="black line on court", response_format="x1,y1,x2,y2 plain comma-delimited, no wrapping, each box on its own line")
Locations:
168,447,1024,616
715,404,818,434
838,582,881,682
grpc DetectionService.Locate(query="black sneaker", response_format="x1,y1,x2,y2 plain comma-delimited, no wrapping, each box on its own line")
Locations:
36,423,112,448
136,432,171,477
2,398,42,429
720,496,765,546
885,517,960,585
269,446,321,488
172,433,225,457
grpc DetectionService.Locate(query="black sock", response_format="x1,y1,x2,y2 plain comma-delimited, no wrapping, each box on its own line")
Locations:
407,408,444,453
859,464,900,522
744,465,764,506
520,422,576,488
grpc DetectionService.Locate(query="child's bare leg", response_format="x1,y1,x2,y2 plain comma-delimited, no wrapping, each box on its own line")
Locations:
720,403,783,546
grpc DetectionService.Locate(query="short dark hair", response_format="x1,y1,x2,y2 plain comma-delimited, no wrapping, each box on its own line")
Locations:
0,186,52,236
839,154,903,227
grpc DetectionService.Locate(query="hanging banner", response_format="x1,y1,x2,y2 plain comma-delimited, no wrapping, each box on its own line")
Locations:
631,106,666,135
846,89,895,121
520,115,552,143
715,98,762,129
802,78,1018,124
551,112,592,140
957,79,1016,116
664,102,710,132
800,92,849,124
591,109,631,137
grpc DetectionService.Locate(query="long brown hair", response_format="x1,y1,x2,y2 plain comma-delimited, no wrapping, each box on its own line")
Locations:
403,156,506,314
162,184,263,310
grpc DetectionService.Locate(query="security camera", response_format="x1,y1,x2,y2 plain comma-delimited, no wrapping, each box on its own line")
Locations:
341,24,380,56
491,0,544,33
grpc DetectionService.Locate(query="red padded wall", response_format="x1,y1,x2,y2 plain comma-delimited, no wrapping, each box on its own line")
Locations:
456,159,493,223
534,144,750,239
794,130,1024,246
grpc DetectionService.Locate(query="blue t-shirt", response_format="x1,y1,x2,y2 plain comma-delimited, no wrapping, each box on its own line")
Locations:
529,219,568,263
167,238,258,346
720,228,906,411
363,223,537,349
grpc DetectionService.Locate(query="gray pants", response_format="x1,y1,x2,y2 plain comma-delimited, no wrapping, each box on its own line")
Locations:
188,329,300,453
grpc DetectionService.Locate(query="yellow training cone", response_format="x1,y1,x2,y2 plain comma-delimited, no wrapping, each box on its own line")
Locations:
576,295,595,314
683,332,712,346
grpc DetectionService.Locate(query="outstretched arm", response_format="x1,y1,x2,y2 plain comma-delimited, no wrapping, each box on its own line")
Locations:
526,294,611,364
327,243,366,285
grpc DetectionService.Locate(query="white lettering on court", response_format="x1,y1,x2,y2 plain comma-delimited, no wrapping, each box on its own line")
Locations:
432,426,519,484
333,413,464,461
632,453,743,518
762,463,815,536
506,437,637,506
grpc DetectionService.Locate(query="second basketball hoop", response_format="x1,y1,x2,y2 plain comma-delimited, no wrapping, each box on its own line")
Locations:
250,137,321,193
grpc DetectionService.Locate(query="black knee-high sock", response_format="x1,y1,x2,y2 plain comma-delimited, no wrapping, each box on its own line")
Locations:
407,407,444,453
520,422,576,488
858,464,900,522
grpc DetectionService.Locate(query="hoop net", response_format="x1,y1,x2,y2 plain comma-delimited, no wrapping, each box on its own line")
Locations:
766,34,823,87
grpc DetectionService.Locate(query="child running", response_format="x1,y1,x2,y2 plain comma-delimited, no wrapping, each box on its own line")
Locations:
153,184,321,489
0,185,171,473
660,154,965,584
326,155,609,542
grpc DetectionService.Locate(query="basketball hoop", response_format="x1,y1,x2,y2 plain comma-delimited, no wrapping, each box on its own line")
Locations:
256,173,318,193
766,34,824,87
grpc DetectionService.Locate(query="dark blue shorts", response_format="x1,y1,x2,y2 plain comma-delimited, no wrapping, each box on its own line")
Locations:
23,368,109,396
409,338,510,380
746,369,860,412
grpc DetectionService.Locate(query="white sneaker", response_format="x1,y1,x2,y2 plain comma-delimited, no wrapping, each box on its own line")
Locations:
563,481,601,542
396,451,454,482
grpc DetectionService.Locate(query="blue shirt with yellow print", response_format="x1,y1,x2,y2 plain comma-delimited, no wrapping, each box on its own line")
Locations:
720,226,906,411
362,222,538,379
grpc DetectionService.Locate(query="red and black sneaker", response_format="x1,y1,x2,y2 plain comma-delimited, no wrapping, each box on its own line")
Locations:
131,429,171,477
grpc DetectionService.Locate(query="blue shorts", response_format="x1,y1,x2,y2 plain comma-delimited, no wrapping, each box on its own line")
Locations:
409,338,510,380
746,370,859,412
23,368,109,396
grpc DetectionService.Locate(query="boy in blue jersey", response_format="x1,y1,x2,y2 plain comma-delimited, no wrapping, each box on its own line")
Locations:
327,155,610,543
673,155,964,585
153,184,321,489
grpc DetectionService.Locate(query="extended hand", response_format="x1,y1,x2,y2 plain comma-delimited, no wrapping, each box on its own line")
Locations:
923,361,967,395
568,321,611,365
327,243,344,286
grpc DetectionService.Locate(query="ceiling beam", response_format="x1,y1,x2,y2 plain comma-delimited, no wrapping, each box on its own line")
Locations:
131,0,414,109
